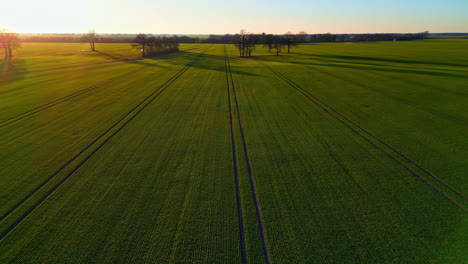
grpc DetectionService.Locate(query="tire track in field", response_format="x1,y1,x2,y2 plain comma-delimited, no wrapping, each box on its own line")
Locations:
0,67,143,128
290,52,468,98
303,65,467,126
223,47,248,263
0,47,211,240
225,47,272,264
257,59,467,212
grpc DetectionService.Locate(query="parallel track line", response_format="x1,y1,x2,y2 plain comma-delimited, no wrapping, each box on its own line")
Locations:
227,49,272,263
0,48,210,238
0,67,143,127
224,45,247,264
258,59,467,212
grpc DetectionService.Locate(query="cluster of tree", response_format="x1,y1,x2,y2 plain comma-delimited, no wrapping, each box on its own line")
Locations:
0,29,20,57
132,34,179,57
234,30,258,57
230,31,303,57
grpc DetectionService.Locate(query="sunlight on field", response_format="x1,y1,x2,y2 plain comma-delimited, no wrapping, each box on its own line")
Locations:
0,40,467,263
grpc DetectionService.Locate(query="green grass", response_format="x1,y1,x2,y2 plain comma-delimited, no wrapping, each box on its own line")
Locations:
0,43,197,74
0,41,467,263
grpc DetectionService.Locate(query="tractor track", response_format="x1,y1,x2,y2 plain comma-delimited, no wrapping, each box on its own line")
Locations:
0,67,143,128
303,65,467,126
226,47,272,264
0,47,210,241
258,59,467,212
224,46,247,264
291,52,468,98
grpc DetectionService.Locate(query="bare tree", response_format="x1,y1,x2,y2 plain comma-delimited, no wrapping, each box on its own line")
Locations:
234,30,247,57
263,34,274,53
234,30,257,58
0,28,21,57
80,30,99,51
132,34,178,57
146,36,179,56
284,32,298,53
297,31,308,43
132,33,150,57
272,36,285,56
80,30,98,51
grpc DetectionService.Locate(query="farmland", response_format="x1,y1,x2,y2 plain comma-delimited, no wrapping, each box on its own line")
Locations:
0,40,467,263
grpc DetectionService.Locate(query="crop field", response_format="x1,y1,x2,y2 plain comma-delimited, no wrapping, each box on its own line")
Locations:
0,40,467,263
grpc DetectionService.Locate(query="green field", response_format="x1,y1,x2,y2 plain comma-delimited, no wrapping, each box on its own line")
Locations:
0,40,467,263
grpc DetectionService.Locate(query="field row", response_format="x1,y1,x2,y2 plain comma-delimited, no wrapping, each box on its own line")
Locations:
0,42,466,263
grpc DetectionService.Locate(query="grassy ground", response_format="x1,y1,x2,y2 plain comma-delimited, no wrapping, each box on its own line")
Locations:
0,41,466,263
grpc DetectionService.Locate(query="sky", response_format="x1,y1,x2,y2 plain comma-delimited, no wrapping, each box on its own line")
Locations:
1,0,467,34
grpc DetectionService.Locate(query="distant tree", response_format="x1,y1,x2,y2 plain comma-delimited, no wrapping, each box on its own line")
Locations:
234,30,247,57
263,34,274,53
0,28,21,57
234,30,257,58
272,36,285,56
132,34,179,57
297,31,308,43
80,30,99,51
420,31,430,40
283,32,298,53
132,33,150,56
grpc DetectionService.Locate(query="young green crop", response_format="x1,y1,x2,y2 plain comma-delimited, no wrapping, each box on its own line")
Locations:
0,41,466,263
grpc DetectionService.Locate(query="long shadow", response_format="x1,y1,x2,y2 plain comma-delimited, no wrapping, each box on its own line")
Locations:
147,51,261,77
321,58,468,73
1,57,27,77
288,55,468,73
259,55,468,79
0,57,10,75
0,57,27,93
309,54,468,68
94,51,123,61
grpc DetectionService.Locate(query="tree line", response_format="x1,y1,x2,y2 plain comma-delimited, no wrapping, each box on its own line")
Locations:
230,31,302,57
225,30,429,57
2,28,430,59
202,31,430,44
78,31,179,57
0,29,21,57
131,34,179,57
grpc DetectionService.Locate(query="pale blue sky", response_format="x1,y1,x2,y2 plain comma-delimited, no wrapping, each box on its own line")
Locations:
2,0,467,34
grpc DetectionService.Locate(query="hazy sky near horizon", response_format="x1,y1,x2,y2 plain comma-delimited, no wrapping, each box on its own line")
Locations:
2,0,467,34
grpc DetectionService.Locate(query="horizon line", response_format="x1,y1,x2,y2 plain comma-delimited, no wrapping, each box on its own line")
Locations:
17,31,468,35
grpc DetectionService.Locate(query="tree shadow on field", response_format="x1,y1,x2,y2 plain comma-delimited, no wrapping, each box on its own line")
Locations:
92,50,168,69
94,51,123,61
0,57,28,94
293,56,468,74
147,51,261,77
0,57,27,77
307,54,468,68
258,54,468,79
